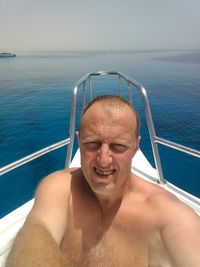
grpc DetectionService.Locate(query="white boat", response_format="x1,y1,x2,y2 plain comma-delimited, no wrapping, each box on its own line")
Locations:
0,71,199,266
0,52,16,58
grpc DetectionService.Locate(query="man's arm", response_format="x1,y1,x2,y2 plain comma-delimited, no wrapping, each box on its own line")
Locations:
5,170,72,267
5,222,66,267
160,195,200,267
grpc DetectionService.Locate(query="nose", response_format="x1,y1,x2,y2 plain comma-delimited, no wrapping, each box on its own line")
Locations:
97,144,112,167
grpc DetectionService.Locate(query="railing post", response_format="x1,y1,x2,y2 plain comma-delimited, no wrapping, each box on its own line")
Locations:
128,81,132,104
83,80,87,110
65,86,78,168
140,86,166,184
64,71,166,183
89,76,93,101
1,139,70,176
118,75,122,96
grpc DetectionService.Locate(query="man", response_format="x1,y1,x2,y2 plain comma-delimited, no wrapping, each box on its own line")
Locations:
6,95,200,267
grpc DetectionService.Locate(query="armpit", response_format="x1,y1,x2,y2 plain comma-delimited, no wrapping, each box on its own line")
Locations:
148,232,172,267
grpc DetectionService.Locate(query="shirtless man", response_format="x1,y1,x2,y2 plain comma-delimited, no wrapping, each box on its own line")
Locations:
6,95,200,267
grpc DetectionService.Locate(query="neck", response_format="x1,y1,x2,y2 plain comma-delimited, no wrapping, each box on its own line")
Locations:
93,194,122,227
96,193,122,211
94,178,131,219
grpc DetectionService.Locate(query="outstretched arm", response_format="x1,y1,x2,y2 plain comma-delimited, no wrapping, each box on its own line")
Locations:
5,170,71,267
6,222,65,267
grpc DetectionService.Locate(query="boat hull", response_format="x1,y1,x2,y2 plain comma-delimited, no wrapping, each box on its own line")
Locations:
0,53,16,58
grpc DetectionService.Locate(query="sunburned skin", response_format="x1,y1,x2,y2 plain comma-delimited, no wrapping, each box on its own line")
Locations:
77,103,138,199
60,168,171,267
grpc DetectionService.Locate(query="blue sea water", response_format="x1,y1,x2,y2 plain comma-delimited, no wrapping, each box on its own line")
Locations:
0,50,200,217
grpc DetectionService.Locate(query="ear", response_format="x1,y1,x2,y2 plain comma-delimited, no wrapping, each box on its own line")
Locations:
133,135,141,157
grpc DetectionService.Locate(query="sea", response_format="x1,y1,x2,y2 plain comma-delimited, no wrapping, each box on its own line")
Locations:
0,50,200,218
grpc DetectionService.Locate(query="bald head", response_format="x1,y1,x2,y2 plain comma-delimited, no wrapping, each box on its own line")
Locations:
79,95,140,138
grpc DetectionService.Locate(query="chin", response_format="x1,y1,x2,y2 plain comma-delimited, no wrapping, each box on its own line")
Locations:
91,181,117,196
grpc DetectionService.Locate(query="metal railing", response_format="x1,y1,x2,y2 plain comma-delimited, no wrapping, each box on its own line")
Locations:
1,71,200,186
64,71,200,184
0,139,70,176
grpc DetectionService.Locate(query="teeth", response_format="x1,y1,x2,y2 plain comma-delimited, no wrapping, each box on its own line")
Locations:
95,168,114,176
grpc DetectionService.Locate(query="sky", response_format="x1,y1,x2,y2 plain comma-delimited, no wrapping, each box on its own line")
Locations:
0,0,200,52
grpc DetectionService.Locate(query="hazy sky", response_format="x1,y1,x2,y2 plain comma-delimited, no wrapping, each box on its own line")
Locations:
1,0,200,52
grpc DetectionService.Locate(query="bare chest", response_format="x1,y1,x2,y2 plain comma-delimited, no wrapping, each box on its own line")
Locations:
61,211,152,267
62,229,148,266
60,188,170,267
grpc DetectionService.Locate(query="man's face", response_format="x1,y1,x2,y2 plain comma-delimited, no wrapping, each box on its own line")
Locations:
77,103,140,197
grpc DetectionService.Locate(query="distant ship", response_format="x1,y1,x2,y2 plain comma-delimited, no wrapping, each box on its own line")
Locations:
0,52,16,58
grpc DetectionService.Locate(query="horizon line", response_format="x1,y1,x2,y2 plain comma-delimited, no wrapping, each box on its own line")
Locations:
3,48,200,53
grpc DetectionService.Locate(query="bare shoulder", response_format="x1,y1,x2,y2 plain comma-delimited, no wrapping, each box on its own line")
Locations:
132,174,173,202
38,167,78,186
145,179,198,220
34,167,82,196
132,175,199,222
133,176,200,266
32,167,83,213
26,168,82,243
146,183,200,266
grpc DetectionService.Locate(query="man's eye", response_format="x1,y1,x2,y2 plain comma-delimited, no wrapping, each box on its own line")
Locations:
84,142,101,150
110,144,127,153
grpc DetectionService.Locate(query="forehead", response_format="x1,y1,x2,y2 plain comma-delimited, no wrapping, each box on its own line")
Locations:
80,102,136,132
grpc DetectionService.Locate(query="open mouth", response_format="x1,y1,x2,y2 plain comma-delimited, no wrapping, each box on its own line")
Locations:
94,167,115,176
